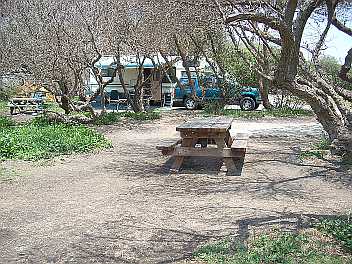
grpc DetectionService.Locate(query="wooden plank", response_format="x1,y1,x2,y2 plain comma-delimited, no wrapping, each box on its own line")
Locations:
176,117,233,133
232,133,249,140
231,139,248,150
170,138,194,173
173,147,245,158
180,131,228,139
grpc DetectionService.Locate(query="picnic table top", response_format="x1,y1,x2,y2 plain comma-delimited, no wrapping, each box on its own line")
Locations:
10,97,43,102
176,117,233,133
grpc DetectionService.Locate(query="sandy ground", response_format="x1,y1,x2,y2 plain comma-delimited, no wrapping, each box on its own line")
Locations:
0,111,351,264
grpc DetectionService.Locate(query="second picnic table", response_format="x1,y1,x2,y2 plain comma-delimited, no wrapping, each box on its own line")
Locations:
157,117,248,175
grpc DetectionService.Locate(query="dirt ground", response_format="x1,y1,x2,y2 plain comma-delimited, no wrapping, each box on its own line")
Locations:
1,111,351,264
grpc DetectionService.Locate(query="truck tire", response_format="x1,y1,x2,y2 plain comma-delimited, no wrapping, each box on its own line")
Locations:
240,97,256,111
184,97,197,110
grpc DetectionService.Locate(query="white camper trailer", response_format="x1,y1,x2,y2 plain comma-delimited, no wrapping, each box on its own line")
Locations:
87,55,185,107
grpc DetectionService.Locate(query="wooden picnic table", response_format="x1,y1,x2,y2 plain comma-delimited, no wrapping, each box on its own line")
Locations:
157,117,248,175
8,97,44,115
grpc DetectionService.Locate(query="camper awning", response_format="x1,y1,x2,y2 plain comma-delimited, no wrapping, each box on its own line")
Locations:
124,63,156,69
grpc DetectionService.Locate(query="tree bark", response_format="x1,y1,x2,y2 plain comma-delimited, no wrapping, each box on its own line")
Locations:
258,75,272,109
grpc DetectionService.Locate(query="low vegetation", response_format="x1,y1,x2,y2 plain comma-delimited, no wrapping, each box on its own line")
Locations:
316,217,352,252
194,217,352,264
300,137,331,160
0,101,7,113
93,111,161,125
203,103,314,119
0,116,111,160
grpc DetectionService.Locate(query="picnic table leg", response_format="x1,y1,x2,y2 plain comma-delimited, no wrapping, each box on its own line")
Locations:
170,138,197,173
214,137,237,175
225,131,233,146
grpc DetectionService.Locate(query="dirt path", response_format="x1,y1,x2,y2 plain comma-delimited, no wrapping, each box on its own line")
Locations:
1,112,351,264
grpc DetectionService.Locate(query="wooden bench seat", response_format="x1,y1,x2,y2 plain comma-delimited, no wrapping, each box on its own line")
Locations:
156,139,182,156
230,133,249,157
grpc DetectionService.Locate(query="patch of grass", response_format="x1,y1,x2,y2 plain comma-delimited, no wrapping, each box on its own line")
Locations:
299,136,331,160
43,102,65,113
94,112,122,125
0,121,111,160
316,217,352,252
0,101,7,113
122,110,161,121
194,230,351,264
0,116,16,128
93,111,161,125
203,106,314,119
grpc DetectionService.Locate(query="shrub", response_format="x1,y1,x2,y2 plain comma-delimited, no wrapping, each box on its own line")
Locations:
203,100,226,116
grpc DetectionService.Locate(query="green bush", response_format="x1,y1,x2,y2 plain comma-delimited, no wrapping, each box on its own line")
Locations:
203,100,226,116
0,122,111,160
316,217,352,252
0,116,16,128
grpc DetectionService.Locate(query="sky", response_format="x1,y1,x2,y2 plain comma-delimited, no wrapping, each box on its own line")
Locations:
302,15,351,63
324,26,351,63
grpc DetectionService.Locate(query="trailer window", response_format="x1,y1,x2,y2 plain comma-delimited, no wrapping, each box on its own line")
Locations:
101,68,116,77
162,67,177,83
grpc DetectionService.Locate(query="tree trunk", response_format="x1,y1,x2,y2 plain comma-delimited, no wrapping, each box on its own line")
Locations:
61,95,70,115
282,81,352,157
132,86,144,112
258,75,272,109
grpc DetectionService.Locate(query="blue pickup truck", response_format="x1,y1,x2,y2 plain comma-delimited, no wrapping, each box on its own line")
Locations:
173,73,262,110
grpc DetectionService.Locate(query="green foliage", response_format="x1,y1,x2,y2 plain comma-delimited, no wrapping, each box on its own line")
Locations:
203,101,226,116
203,105,314,119
0,121,111,160
316,217,352,252
0,84,16,101
194,231,351,264
222,45,258,86
0,116,16,128
319,56,351,91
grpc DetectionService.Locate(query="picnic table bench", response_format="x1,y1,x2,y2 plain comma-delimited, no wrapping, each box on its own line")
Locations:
157,117,248,175
8,97,44,115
